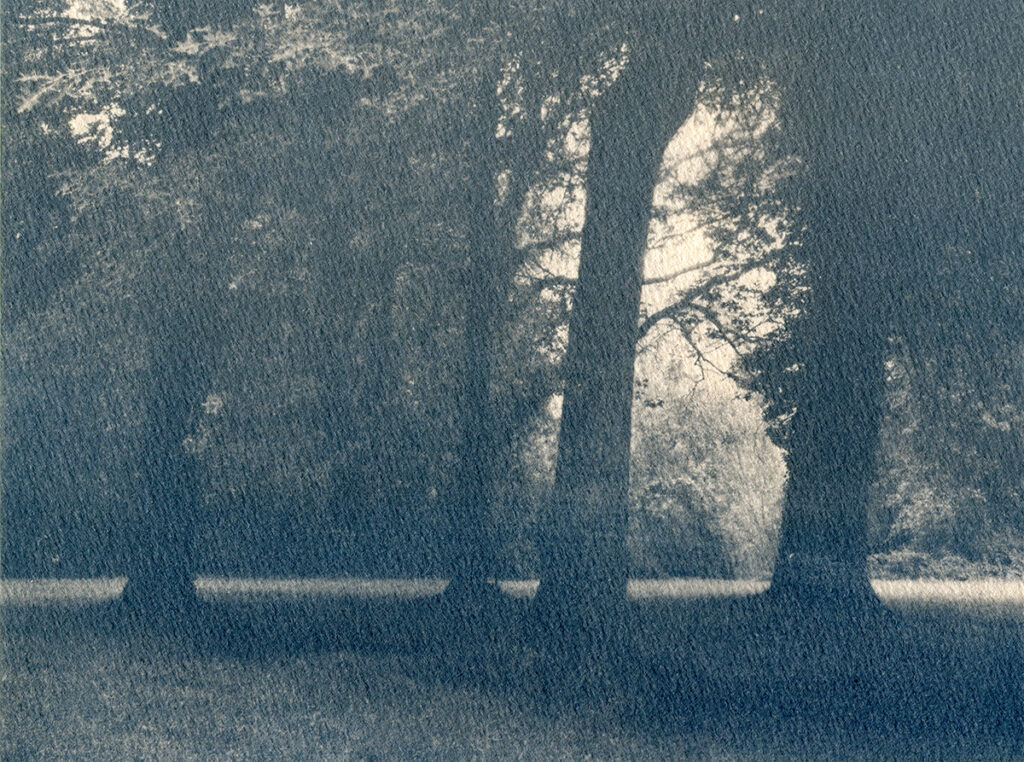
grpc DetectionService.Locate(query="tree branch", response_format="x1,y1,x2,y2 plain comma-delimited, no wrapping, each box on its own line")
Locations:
640,252,719,285
635,258,769,341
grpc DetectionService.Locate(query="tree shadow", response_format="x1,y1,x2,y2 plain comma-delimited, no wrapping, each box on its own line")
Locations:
623,592,1023,754
5,584,1019,756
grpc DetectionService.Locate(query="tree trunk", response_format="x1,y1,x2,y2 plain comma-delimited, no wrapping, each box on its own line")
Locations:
766,188,889,608
446,247,504,600
322,266,400,573
445,70,550,604
768,299,885,607
444,74,504,602
533,55,699,663
767,11,897,609
119,0,230,622
121,293,211,622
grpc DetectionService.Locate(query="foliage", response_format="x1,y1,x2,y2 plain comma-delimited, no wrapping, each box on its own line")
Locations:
508,381,785,579
872,341,1024,564
1,272,147,574
629,387,785,578
869,548,1024,581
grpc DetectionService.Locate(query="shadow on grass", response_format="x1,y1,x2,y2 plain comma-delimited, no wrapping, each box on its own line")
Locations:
4,581,1021,756
626,593,1022,751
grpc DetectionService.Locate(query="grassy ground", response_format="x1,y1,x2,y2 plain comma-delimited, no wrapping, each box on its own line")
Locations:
2,579,1022,760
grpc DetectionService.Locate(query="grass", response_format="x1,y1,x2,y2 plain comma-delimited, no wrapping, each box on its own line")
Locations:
2,578,1022,760
4,615,673,760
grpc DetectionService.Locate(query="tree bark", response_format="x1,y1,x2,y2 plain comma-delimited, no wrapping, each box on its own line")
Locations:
120,282,212,622
766,7,901,609
446,70,551,603
533,54,699,660
445,73,505,601
768,277,886,607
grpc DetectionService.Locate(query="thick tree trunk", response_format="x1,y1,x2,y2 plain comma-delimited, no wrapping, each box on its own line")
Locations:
533,56,699,663
766,174,890,608
121,295,211,622
762,7,900,610
768,301,885,607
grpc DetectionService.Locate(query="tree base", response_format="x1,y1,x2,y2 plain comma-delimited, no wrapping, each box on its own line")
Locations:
528,581,634,700
426,578,529,686
436,577,522,638
441,576,508,606
766,553,880,610
118,576,205,634
754,562,902,713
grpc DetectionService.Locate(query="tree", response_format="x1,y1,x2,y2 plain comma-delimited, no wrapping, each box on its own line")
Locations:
524,0,802,664
407,3,624,601
7,0,398,618
531,39,703,669
754,0,1023,606
5,0,621,607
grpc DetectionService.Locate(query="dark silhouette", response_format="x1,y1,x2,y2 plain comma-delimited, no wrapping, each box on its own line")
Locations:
533,41,702,674
119,264,213,620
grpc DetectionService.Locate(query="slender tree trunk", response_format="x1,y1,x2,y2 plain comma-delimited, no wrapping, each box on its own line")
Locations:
118,1,231,621
446,70,550,602
533,56,699,662
447,226,503,598
444,73,504,601
322,265,400,572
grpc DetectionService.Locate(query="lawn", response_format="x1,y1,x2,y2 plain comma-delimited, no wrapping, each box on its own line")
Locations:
2,578,1021,760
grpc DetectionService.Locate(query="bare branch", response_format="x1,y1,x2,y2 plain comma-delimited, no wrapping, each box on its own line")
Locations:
669,314,749,386
689,301,744,356
635,258,769,341
641,252,720,285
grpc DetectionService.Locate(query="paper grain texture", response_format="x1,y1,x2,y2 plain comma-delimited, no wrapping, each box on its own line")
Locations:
2,2,1022,758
